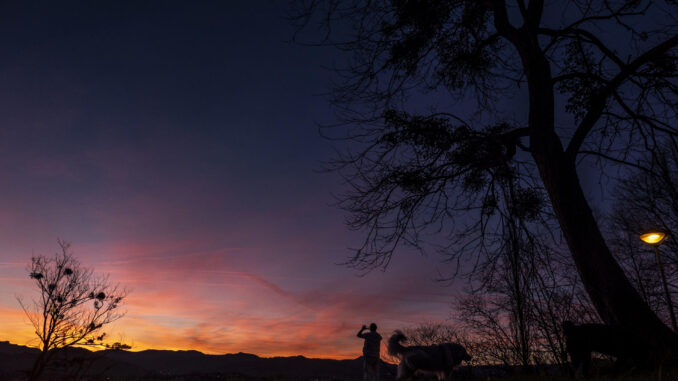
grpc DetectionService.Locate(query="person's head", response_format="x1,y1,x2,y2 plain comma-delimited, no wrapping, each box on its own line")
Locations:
369,323,377,332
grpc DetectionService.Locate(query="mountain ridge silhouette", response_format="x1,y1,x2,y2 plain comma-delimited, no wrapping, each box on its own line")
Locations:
0,340,396,379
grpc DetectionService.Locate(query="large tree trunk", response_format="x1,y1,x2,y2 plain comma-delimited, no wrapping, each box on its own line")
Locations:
522,43,678,363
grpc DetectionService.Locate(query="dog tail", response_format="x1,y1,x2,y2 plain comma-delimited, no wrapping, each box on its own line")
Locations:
388,330,408,356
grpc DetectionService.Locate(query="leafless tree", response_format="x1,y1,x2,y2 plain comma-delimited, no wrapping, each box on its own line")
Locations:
401,322,460,347
459,175,539,370
292,0,678,361
17,240,127,381
448,169,589,371
526,245,598,371
457,242,597,372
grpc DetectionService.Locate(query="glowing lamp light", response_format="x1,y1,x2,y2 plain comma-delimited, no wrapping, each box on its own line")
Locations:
639,230,668,246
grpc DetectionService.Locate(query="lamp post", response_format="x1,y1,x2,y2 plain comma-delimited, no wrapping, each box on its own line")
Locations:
640,229,677,332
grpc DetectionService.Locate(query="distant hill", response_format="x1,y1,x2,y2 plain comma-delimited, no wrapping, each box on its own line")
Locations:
0,341,397,380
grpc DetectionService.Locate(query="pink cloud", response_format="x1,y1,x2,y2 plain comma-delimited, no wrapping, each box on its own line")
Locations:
1,225,460,359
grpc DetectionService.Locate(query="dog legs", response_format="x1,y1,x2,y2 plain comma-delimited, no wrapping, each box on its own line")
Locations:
397,362,414,380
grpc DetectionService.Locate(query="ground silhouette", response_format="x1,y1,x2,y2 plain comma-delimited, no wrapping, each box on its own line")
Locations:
0,341,396,380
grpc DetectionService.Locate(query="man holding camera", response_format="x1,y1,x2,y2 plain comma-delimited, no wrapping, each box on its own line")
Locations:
357,323,382,380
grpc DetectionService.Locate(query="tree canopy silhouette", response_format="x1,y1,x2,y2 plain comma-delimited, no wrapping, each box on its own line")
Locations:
293,0,678,362
18,240,128,381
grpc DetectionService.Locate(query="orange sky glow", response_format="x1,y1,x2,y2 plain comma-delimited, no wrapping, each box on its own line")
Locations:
0,240,456,359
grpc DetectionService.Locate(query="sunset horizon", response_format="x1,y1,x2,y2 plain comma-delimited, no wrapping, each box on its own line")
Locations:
1,239,456,360
3,1,678,380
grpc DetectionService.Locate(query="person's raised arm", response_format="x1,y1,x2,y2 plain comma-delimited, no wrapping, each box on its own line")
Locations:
357,325,367,338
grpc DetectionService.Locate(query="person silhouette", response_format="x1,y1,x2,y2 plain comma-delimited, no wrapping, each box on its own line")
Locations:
357,323,382,380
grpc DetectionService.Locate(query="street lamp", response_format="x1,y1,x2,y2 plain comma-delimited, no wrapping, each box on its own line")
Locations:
640,231,668,245
640,229,677,332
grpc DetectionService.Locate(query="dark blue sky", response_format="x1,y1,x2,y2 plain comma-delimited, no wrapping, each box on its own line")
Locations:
0,1,337,241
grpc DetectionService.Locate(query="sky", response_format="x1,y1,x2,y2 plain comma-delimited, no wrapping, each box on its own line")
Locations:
0,1,462,359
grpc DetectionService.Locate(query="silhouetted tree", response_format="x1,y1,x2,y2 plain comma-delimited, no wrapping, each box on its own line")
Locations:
106,341,132,351
455,172,541,370
457,242,597,372
17,240,127,381
293,0,678,361
402,322,460,346
527,245,597,372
